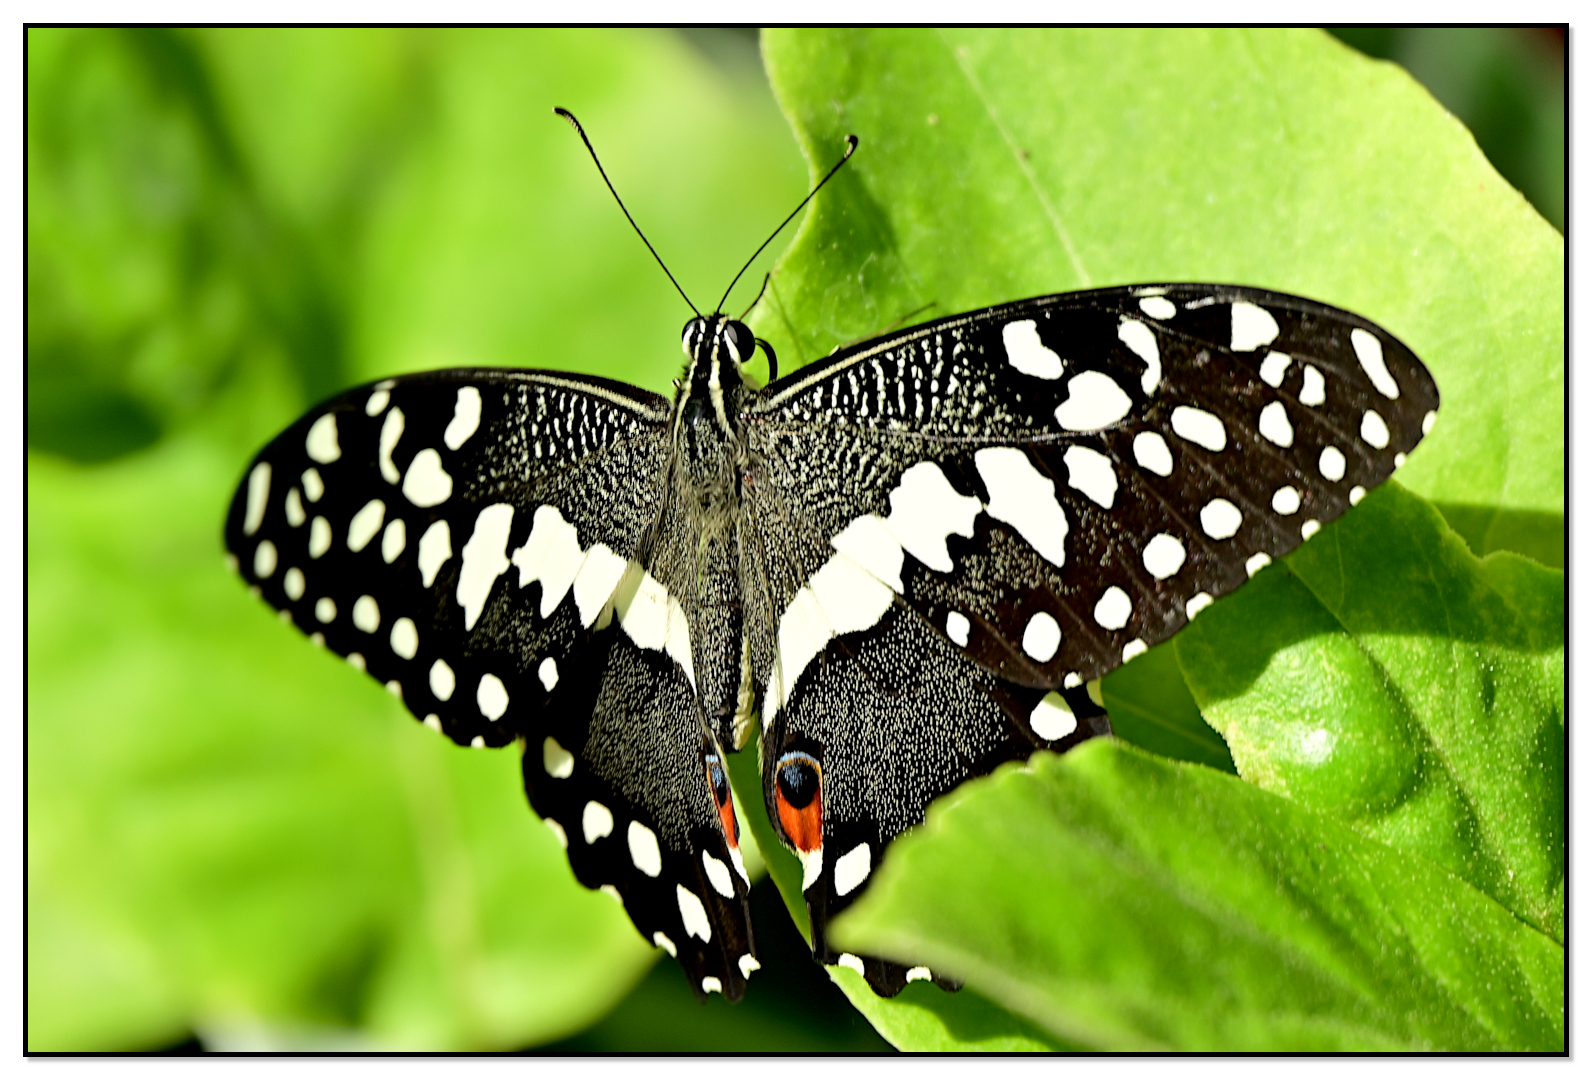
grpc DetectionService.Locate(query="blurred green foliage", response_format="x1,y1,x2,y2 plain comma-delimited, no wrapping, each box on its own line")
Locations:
28,28,1563,1052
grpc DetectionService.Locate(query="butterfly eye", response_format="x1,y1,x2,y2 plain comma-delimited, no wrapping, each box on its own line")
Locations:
724,321,755,364
773,750,823,854
703,751,738,842
681,318,705,358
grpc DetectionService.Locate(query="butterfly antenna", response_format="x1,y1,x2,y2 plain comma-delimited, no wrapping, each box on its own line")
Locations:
554,107,700,318
717,133,858,316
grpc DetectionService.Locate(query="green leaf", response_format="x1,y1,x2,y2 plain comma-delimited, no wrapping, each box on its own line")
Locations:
1177,483,1564,941
759,28,1563,1049
761,28,1563,566
829,741,1564,1051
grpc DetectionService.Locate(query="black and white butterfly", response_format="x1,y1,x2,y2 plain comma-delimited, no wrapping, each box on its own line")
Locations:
223,120,1438,1003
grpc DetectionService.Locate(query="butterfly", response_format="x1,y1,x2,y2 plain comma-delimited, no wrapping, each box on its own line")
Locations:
223,113,1439,1002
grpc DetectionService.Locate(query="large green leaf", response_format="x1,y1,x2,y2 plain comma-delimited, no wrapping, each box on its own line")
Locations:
1177,483,1564,942
760,28,1563,567
829,742,1563,1051
758,27,1562,1050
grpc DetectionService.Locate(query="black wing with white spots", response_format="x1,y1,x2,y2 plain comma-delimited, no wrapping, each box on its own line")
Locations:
741,284,1437,993
223,367,758,1000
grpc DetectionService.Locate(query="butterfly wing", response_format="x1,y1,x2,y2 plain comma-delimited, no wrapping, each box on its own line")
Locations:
224,368,757,999
741,284,1438,993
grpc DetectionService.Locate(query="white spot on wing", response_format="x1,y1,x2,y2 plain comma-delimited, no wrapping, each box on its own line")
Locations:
885,461,980,573
538,657,559,691
739,954,760,979
1132,431,1173,476
976,447,1069,565
445,386,483,450
830,514,904,591
703,850,735,897
799,848,823,892
284,487,306,528
1171,406,1226,452
352,594,379,633
347,499,385,552
418,520,452,587
1186,592,1214,618
1022,611,1061,662
1122,639,1147,662
1301,519,1321,540
1319,446,1347,482
1093,586,1132,630
543,736,573,779
838,954,865,975
616,565,671,650
457,504,514,631
305,414,340,463
1118,317,1161,394
545,818,568,850
1258,401,1293,447
382,519,406,564
253,540,277,579
1259,351,1291,388
701,977,723,995
244,462,271,536
308,516,332,558
1349,485,1366,505
301,468,324,502
1422,410,1437,436
1030,691,1077,739
1230,302,1280,351
1300,365,1326,406
476,673,508,720
283,567,305,600
1272,486,1301,515
403,449,452,507
627,820,662,877
572,544,629,628
1001,319,1063,379
582,800,614,843
511,505,584,617
677,884,712,942
833,843,872,897
1142,533,1186,579
1351,328,1400,398
1138,295,1176,320
1063,445,1118,508
653,932,676,957
390,617,418,659
906,967,932,983
365,389,389,416
1246,552,1271,577
1361,410,1390,449
1200,498,1243,539
1055,370,1133,430
429,658,454,701
378,407,405,484
315,596,336,623
946,610,970,646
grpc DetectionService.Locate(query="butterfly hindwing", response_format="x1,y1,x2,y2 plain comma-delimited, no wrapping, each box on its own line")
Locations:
225,368,759,997
524,629,757,1000
743,284,1437,987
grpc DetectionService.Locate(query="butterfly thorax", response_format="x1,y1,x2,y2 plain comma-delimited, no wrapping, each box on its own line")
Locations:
665,314,758,743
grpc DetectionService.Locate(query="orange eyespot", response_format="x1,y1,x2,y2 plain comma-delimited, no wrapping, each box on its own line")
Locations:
774,751,823,854
704,752,739,847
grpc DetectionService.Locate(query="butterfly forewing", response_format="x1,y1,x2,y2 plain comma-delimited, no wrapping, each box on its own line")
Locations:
224,367,760,999
743,284,1437,990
